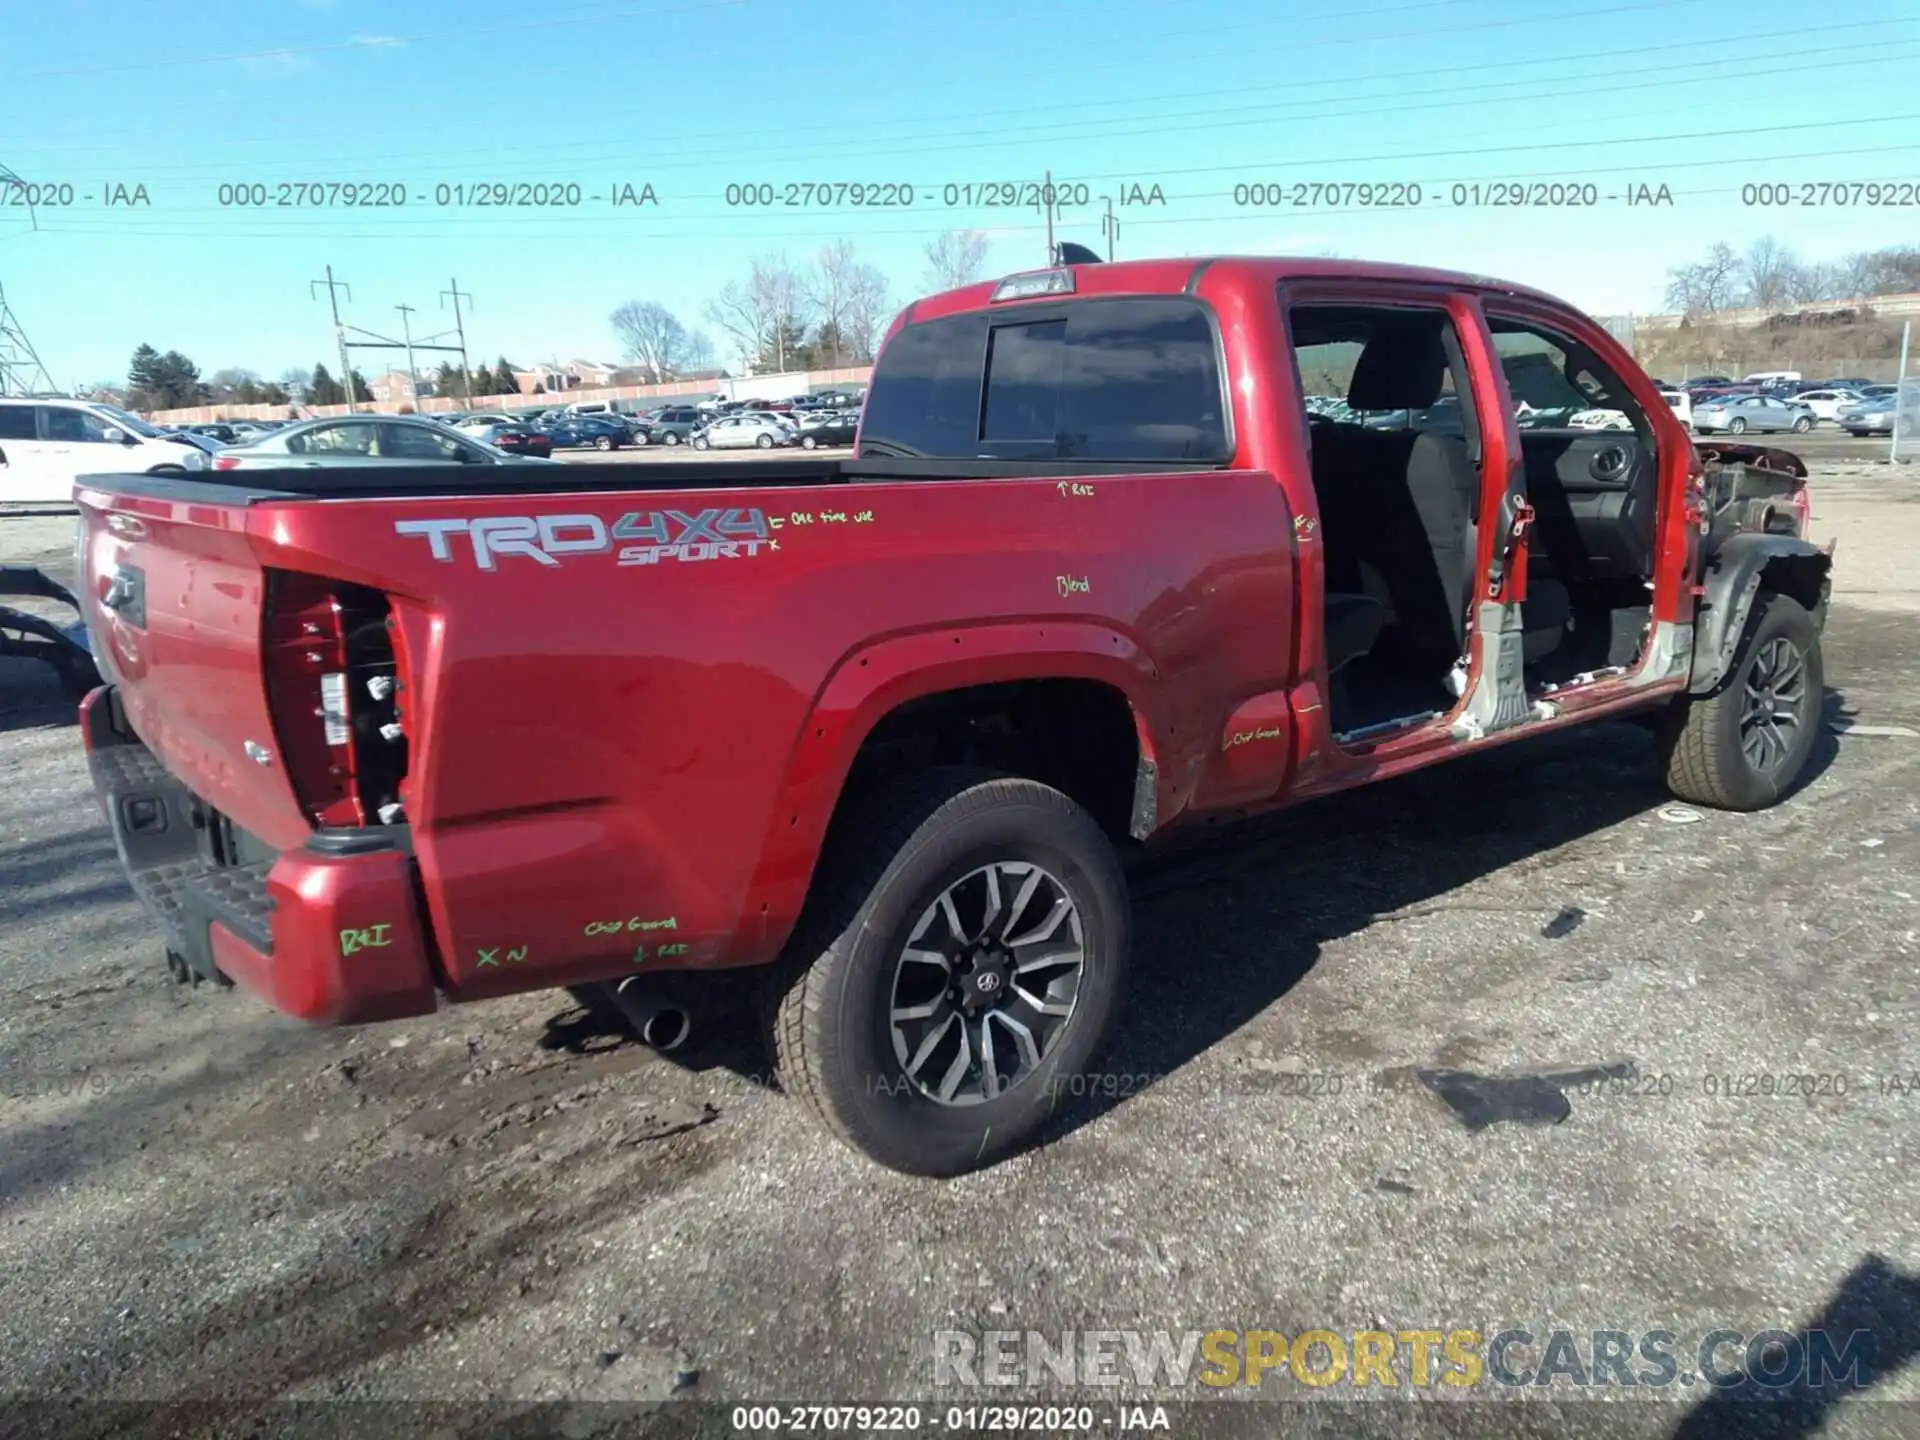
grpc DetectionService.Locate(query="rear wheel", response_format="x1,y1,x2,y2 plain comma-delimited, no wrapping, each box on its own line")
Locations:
691,435,709,450
663,432,680,446
1662,593,1822,811
756,433,775,449
595,435,613,451
769,768,1128,1176
801,434,817,449
1728,416,1748,434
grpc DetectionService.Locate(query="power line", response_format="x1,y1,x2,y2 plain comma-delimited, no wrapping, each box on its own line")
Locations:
10,0,1731,180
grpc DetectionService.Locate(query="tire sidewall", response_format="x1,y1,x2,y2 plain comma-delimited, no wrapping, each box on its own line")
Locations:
821,791,1127,1174
1707,595,1824,807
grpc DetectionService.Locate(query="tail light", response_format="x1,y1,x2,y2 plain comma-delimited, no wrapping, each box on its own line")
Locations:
262,570,409,829
1791,485,1812,537
213,453,242,471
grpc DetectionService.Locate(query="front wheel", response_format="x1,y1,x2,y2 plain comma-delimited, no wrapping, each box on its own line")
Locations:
595,435,613,451
691,436,709,450
1662,593,1823,811
663,432,680,446
631,430,648,446
1791,415,1814,433
769,768,1129,1177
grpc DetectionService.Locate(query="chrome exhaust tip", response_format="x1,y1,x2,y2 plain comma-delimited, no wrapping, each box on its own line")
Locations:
610,977,693,1053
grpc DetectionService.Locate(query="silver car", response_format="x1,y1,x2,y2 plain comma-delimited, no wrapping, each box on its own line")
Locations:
1837,396,1899,435
210,415,556,470
1690,394,1815,436
690,413,797,450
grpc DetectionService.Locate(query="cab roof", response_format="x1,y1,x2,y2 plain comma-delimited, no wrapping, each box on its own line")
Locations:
903,255,1570,325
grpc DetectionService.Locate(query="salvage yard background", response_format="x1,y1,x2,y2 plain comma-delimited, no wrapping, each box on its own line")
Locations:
2,456,1917,1435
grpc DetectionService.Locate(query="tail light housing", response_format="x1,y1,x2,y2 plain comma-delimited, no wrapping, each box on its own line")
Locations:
262,570,410,828
213,453,242,471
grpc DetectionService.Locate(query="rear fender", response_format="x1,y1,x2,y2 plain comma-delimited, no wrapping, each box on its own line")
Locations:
1690,533,1832,692
740,620,1163,953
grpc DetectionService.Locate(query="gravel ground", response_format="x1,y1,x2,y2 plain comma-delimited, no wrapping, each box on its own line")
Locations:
1,463,1917,1440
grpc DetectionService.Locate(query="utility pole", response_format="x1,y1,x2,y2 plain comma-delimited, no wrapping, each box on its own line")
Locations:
1894,319,1911,466
440,278,473,400
395,303,418,406
1101,195,1120,261
310,265,355,411
0,282,53,397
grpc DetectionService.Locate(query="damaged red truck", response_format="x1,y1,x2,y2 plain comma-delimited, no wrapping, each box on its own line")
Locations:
74,256,1831,1175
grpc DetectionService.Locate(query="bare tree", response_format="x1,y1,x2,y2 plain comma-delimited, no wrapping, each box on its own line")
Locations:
1743,236,1799,311
609,300,692,382
684,328,717,375
801,240,860,367
1664,242,1746,317
705,253,804,372
843,262,892,363
923,229,990,292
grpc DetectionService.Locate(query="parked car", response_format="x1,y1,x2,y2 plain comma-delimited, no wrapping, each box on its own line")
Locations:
0,396,207,504
464,421,554,459
690,413,797,449
1859,384,1899,400
600,413,654,446
208,415,555,471
1788,388,1865,423
1837,396,1898,435
1682,375,1735,390
535,416,629,451
1659,389,1693,430
645,406,705,445
1691,394,1815,435
189,423,243,444
797,414,858,448
1820,377,1875,391
72,254,1830,1177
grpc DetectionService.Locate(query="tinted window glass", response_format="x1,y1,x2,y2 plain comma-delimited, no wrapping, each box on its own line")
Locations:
1056,302,1227,459
982,320,1065,442
0,406,38,440
862,299,1227,460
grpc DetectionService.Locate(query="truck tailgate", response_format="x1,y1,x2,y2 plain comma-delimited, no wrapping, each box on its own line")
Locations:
76,485,314,852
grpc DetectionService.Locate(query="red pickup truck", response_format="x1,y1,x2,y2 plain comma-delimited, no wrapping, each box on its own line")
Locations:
74,256,1830,1176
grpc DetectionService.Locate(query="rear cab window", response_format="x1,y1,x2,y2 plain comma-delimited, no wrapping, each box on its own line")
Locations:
859,296,1231,462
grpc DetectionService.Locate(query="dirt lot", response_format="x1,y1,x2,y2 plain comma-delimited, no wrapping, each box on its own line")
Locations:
2,461,1918,1439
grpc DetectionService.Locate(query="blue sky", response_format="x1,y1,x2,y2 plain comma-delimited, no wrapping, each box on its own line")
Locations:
3,0,1918,388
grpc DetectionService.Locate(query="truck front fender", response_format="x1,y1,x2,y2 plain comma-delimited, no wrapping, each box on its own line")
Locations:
739,620,1165,956
1689,533,1832,693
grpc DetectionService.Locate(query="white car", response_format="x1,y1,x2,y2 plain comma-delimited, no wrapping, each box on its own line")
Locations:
0,397,206,505
1568,408,1633,430
690,413,797,450
1659,389,1692,429
1786,388,1864,424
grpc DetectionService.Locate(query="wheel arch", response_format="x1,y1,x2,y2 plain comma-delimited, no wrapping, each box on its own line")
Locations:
1689,533,1832,693
741,622,1165,957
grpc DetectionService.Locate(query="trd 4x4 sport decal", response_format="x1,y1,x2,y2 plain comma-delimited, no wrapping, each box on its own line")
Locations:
394,508,772,571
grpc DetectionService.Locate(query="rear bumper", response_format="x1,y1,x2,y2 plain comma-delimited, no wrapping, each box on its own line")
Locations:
81,685,439,1025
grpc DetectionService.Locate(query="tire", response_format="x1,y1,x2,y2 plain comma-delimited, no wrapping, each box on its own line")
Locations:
801,434,817,449
1728,416,1748,434
1661,593,1823,811
692,436,708,450
769,767,1129,1177
756,433,775,449
632,431,648,446
595,435,613,451
1791,415,1813,433
663,432,680,446
147,464,185,474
